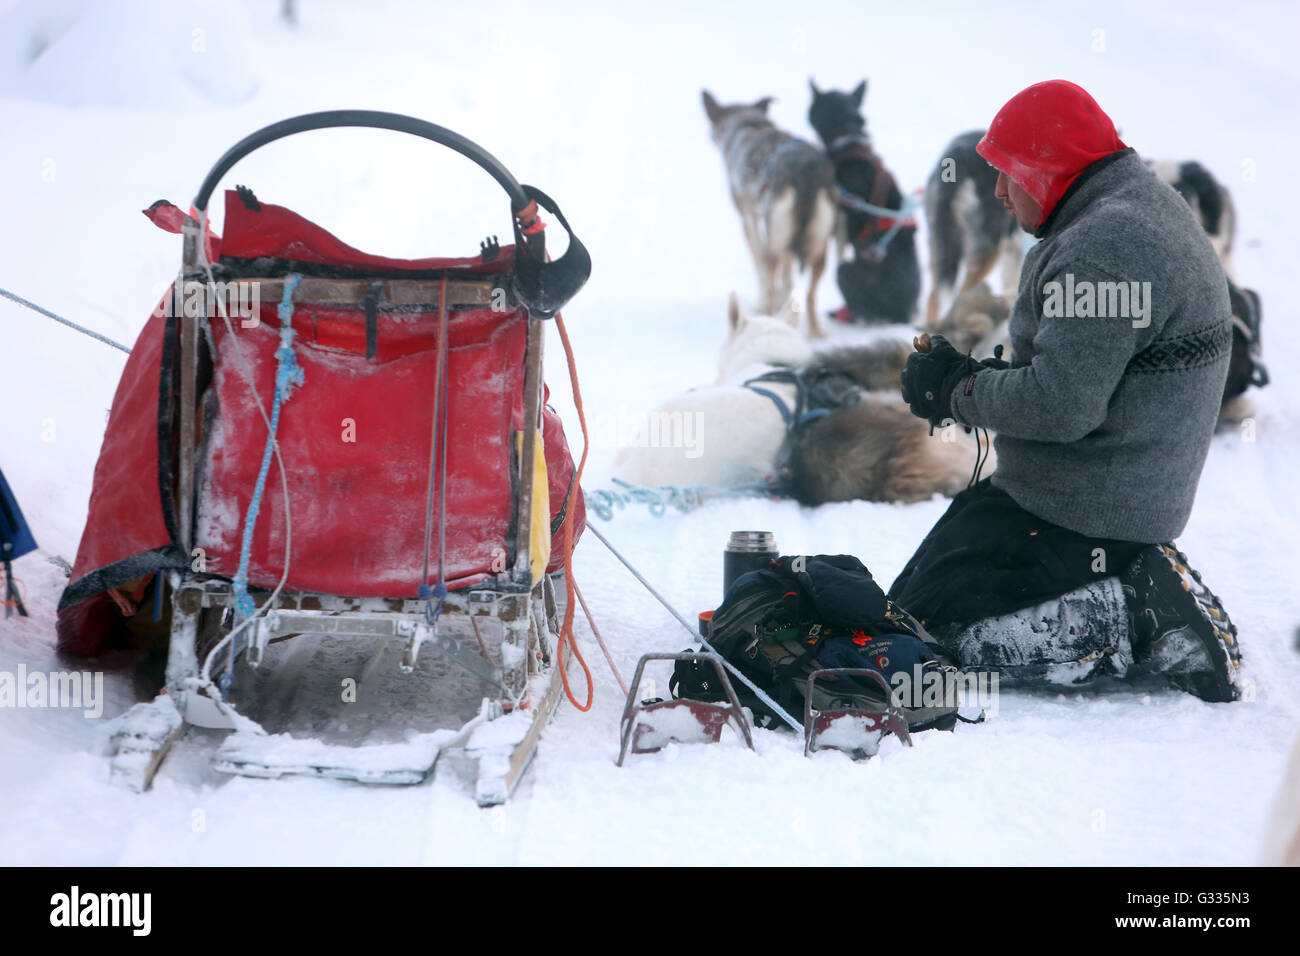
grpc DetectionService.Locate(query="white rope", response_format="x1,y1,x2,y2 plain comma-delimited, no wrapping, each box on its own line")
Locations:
584,522,803,732
192,210,296,687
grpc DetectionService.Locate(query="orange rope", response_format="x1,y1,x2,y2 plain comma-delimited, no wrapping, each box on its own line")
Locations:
515,199,538,222
106,586,137,616
554,309,594,712
0,571,23,608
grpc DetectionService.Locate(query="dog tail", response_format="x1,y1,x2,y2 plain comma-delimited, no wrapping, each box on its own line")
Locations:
792,156,837,270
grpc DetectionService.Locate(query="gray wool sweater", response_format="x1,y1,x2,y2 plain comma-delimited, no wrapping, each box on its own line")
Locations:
950,149,1231,543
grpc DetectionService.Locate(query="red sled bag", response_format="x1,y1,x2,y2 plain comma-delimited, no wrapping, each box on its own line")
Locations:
58,188,585,658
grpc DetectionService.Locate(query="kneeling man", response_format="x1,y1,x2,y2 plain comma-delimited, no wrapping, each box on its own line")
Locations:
893,79,1241,702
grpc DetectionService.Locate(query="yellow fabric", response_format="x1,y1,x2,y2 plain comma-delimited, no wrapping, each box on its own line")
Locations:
530,429,551,585
515,429,550,586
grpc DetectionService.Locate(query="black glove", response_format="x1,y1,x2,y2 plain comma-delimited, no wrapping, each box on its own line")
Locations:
899,334,980,428
978,344,1010,370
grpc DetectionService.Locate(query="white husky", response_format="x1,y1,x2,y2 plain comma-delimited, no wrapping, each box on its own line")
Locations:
614,296,981,502
614,295,810,489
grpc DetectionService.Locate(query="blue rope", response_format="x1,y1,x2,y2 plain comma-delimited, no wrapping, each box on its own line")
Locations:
835,185,918,220
585,478,773,521
744,385,793,428
836,187,923,257
225,275,303,693
418,581,447,625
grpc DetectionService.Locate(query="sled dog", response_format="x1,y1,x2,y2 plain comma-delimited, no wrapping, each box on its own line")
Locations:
924,130,1023,326
614,295,979,503
808,78,921,325
702,90,836,337
1149,159,1237,279
928,281,1013,358
1147,159,1266,420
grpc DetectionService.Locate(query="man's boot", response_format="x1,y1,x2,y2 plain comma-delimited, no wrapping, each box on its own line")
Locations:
931,576,1133,686
1120,544,1242,702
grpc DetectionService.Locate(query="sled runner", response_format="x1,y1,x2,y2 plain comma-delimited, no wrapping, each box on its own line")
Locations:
58,112,590,803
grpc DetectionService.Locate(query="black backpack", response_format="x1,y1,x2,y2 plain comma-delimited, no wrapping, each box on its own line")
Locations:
673,555,963,732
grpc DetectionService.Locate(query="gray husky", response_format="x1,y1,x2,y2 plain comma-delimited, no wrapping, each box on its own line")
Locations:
702,90,837,337
924,130,1022,326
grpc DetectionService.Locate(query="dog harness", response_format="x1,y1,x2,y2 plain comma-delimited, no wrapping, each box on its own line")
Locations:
827,133,919,260
743,366,862,431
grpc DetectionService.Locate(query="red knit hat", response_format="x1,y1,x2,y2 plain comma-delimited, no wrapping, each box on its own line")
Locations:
976,80,1127,229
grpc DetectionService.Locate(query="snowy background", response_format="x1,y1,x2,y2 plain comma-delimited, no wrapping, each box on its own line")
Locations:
1,0,1297,864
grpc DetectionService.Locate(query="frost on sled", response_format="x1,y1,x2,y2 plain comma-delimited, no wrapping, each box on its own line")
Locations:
55,112,591,803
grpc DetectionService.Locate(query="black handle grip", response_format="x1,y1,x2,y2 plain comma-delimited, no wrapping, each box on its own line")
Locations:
191,109,530,213
191,110,590,317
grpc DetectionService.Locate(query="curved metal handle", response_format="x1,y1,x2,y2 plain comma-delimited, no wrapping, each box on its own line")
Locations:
191,109,529,213
188,110,591,318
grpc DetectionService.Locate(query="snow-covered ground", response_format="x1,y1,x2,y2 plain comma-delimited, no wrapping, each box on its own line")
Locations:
2,0,1298,865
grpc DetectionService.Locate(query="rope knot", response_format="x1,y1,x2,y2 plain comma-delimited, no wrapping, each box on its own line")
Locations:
418,582,447,625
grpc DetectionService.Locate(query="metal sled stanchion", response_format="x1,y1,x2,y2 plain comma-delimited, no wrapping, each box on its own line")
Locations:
617,652,755,765
802,668,912,760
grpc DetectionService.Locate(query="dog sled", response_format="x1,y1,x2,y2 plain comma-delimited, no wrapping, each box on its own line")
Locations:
56,111,591,804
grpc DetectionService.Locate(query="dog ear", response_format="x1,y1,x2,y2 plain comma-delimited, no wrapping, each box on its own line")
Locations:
809,77,821,97
852,80,867,107
728,292,745,330
754,96,774,113
702,90,723,122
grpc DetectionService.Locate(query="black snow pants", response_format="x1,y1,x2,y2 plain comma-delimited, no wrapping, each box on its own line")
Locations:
887,479,1148,632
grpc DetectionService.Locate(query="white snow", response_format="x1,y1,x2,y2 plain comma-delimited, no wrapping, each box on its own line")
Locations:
214,727,455,782
2,0,1299,865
